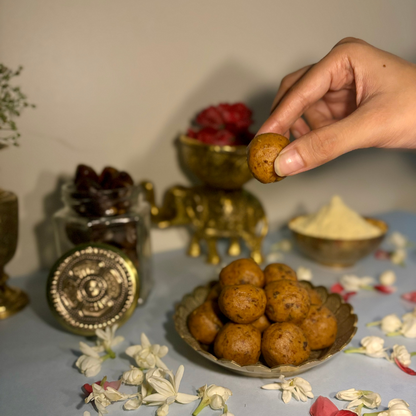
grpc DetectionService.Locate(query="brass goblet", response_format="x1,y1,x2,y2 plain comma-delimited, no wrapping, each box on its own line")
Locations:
0,189,29,319
178,135,253,190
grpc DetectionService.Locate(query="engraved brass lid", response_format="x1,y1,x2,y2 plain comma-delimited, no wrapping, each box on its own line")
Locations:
47,243,139,336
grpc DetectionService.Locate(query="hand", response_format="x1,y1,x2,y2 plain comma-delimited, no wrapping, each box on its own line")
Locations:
257,37,416,176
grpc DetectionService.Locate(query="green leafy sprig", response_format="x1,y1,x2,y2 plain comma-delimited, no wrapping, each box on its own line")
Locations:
0,64,36,148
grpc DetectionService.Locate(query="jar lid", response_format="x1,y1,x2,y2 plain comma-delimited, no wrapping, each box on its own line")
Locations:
47,243,139,336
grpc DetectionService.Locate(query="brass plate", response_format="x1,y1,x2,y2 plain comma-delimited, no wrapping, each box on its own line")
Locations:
47,243,139,336
174,281,357,378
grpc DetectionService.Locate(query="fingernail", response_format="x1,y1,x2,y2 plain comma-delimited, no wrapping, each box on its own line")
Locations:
274,148,305,176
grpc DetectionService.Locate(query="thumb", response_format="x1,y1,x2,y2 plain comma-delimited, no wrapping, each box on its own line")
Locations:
274,107,381,176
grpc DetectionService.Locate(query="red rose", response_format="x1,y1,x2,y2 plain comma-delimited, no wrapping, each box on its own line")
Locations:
188,102,254,146
193,127,236,145
218,103,253,132
196,106,224,129
187,128,198,138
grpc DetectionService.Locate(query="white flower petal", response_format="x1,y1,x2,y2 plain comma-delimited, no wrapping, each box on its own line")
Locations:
155,356,168,370
105,387,127,402
261,383,282,390
336,388,362,401
143,393,169,405
152,344,161,355
157,403,170,416
348,398,364,409
388,398,409,408
111,335,124,348
158,346,169,358
79,342,101,358
362,392,381,408
401,317,416,338
95,328,108,341
210,395,225,410
293,377,312,392
282,390,292,404
148,377,175,398
174,365,184,393
176,393,199,404
125,345,142,358
141,333,152,348
124,397,143,410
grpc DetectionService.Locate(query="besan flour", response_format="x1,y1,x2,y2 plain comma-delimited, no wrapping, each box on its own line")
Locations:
289,195,382,240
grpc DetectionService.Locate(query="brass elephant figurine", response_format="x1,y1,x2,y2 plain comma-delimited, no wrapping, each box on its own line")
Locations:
141,181,268,265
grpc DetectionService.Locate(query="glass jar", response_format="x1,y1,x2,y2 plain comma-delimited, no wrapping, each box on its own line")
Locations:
53,183,152,304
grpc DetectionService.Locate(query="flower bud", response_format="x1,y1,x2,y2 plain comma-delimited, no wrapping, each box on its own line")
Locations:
336,389,362,401
391,249,406,265
210,394,225,410
401,317,416,338
391,345,411,367
361,336,385,355
379,270,396,286
122,365,144,385
380,314,402,333
297,267,312,281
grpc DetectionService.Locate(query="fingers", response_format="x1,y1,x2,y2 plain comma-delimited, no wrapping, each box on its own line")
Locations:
270,65,313,114
257,41,361,137
274,106,381,176
290,117,310,139
258,55,354,137
303,101,335,130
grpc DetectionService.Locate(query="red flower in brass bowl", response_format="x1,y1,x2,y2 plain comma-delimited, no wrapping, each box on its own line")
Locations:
187,103,254,146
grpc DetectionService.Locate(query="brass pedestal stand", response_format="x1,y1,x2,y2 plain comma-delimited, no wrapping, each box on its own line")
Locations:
0,190,29,319
142,136,268,265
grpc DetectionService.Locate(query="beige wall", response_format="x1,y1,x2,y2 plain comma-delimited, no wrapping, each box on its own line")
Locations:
1,0,416,276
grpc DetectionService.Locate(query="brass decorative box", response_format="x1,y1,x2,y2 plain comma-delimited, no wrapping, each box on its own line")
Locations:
47,243,139,336
174,281,357,378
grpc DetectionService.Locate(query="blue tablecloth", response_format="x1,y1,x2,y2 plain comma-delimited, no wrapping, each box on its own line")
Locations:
1,211,415,416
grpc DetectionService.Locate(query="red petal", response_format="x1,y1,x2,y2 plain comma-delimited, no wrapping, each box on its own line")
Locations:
196,106,224,129
218,103,253,131
331,283,344,294
375,249,391,260
334,411,358,416
82,383,93,394
187,128,197,138
394,357,416,375
374,285,396,294
104,380,122,390
310,396,339,416
194,127,220,143
343,292,357,302
402,292,416,303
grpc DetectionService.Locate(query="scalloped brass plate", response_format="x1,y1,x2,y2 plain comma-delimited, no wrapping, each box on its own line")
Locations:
174,281,357,378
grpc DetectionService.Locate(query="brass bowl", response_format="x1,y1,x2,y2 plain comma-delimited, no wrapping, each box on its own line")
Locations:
173,281,357,378
178,135,253,190
289,217,388,268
